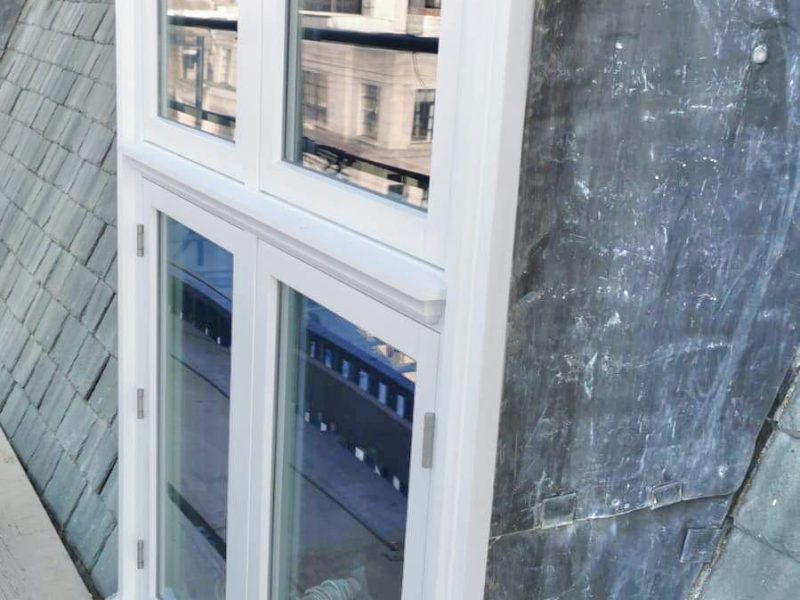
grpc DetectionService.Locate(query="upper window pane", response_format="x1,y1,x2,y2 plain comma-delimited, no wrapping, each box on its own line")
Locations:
286,0,443,211
161,0,239,140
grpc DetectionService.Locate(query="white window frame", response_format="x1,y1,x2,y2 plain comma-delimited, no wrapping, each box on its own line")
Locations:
115,0,535,598
251,241,441,600
142,180,257,599
140,0,261,181
260,0,463,263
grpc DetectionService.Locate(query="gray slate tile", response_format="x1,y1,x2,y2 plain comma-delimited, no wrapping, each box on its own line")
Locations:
24,354,56,407
699,528,800,600
68,334,107,397
43,454,86,525
90,529,118,598
0,385,27,437
56,396,96,459
26,429,63,493
39,371,76,431
50,315,88,372
64,488,115,569
734,430,800,561
88,356,116,423
11,405,46,463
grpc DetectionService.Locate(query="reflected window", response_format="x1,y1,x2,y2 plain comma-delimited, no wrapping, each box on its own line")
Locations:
303,70,328,126
158,217,233,599
271,291,417,599
286,0,443,210
303,0,363,12
361,84,380,140
412,90,435,142
160,0,238,140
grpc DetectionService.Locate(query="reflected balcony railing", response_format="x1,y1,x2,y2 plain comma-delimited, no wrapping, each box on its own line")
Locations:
165,13,238,132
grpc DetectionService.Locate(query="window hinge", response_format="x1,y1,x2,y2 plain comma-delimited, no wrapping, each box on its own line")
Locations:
136,388,145,419
136,224,144,257
421,412,436,469
137,539,145,569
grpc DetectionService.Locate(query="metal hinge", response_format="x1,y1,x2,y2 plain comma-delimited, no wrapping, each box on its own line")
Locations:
136,224,144,257
136,388,145,419
136,540,145,569
421,412,436,469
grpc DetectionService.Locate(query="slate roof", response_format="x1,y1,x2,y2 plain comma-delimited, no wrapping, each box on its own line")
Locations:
0,1,117,597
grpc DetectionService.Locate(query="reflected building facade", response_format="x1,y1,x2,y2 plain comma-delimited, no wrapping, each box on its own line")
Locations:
161,0,442,210
291,0,441,209
162,0,239,139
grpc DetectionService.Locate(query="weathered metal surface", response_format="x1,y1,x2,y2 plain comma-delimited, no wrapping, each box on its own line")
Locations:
487,497,730,599
487,0,800,597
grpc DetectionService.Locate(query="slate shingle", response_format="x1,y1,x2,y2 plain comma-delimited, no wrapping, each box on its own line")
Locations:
0,382,28,432
26,429,62,492
64,488,115,570
43,454,86,524
0,3,118,593
69,334,107,397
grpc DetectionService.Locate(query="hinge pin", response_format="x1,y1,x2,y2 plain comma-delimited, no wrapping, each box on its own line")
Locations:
137,540,145,569
136,224,144,257
136,388,144,420
422,412,436,469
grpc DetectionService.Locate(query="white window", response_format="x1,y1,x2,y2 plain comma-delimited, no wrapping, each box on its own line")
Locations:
115,0,534,598
256,243,440,599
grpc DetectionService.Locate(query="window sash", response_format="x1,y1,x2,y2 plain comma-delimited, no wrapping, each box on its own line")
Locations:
141,0,260,182
142,182,257,600
253,241,441,600
260,0,464,264
134,183,442,600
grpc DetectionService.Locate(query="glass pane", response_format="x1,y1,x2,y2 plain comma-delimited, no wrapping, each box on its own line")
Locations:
158,216,234,600
286,0,443,211
160,0,238,140
272,290,417,599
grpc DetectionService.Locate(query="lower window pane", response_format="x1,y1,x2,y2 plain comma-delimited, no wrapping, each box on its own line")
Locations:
272,289,417,599
158,216,233,599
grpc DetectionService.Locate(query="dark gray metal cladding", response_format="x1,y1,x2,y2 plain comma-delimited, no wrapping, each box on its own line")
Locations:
488,0,800,597
486,497,731,599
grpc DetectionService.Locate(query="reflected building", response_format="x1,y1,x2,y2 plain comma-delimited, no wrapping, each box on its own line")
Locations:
161,0,442,210
162,0,238,139
293,0,441,209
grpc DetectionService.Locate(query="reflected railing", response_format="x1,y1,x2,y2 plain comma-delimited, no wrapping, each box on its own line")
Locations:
163,11,238,138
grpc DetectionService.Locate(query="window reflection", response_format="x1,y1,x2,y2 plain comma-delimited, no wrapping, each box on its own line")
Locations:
272,292,417,599
161,0,238,140
288,0,443,210
158,217,233,600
